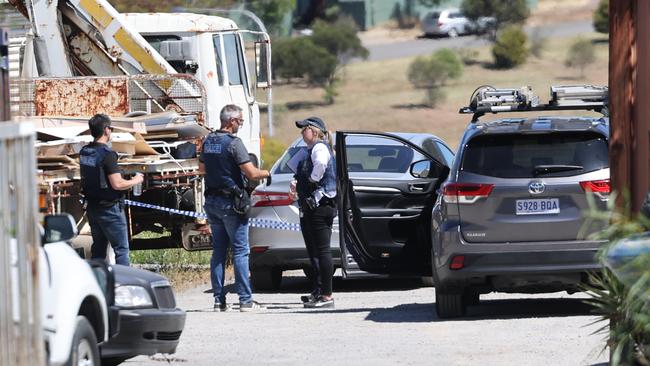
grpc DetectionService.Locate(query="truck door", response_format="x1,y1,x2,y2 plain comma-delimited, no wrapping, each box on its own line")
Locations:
335,132,449,276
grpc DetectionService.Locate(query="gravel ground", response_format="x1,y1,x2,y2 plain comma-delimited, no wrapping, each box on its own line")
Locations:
124,272,609,366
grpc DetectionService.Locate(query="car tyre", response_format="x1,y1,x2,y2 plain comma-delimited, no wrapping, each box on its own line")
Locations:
251,268,282,291
66,316,100,366
435,287,467,318
448,28,459,38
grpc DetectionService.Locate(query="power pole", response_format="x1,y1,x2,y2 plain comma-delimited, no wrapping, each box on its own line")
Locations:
609,0,650,212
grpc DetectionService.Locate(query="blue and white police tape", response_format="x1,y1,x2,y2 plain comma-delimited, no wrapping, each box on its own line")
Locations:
124,199,302,232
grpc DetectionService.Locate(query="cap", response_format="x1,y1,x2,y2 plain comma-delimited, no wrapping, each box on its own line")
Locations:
295,117,327,132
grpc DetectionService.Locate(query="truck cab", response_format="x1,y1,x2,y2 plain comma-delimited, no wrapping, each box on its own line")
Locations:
123,12,266,160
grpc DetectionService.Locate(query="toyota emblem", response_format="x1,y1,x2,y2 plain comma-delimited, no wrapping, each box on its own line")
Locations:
528,181,545,194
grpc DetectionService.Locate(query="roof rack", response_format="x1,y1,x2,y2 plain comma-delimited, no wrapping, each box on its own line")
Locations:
460,84,608,122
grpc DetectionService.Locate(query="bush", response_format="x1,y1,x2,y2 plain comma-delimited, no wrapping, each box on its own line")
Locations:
461,0,529,36
407,49,463,107
593,0,609,34
492,25,528,68
311,17,369,63
583,195,650,365
432,48,463,80
565,38,596,79
261,138,288,170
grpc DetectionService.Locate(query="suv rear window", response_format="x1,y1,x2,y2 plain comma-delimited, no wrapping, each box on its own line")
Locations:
460,132,608,178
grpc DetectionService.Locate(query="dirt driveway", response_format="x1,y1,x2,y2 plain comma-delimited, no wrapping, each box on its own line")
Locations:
125,273,608,366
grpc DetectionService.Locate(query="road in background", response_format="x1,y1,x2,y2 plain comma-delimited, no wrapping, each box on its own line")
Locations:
361,20,594,62
126,273,608,366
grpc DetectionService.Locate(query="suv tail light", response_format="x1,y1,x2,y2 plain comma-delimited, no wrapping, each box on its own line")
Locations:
580,179,610,196
251,191,294,207
443,183,494,204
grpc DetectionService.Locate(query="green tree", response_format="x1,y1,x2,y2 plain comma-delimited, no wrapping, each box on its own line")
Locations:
565,38,596,79
431,48,463,80
311,17,369,63
407,48,463,107
246,0,296,36
593,0,609,34
492,25,528,69
461,0,529,37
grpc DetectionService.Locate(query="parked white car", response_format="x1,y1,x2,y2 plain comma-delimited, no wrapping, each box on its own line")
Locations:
39,214,114,366
421,8,494,37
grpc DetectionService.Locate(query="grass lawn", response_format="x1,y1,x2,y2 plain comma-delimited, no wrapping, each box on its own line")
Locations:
265,32,609,152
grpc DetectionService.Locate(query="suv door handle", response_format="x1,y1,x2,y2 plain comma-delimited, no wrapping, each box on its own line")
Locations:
408,183,427,192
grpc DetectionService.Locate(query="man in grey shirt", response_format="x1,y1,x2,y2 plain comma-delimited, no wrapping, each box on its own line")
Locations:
199,104,270,312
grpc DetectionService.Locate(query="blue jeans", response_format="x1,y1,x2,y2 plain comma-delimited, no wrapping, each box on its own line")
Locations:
204,195,253,304
87,202,130,266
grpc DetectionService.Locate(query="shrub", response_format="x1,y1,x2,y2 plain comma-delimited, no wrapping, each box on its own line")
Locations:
492,25,528,68
432,48,463,80
407,49,463,107
311,17,369,63
565,38,596,79
583,195,650,365
593,0,609,34
261,138,288,170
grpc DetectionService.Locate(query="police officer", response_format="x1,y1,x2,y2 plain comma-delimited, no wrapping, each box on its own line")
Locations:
200,104,270,312
80,114,143,266
292,117,337,308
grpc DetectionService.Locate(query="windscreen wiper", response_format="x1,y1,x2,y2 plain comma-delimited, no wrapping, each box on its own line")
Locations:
533,164,584,176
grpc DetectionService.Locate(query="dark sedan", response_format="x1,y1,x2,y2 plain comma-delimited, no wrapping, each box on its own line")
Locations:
100,265,186,366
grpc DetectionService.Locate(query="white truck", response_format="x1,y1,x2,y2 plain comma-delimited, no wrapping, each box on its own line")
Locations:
7,0,273,251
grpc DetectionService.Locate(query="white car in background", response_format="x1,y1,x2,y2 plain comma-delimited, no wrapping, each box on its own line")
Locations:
249,133,454,290
421,8,495,38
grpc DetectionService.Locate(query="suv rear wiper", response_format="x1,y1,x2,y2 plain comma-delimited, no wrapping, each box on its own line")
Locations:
533,165,584,176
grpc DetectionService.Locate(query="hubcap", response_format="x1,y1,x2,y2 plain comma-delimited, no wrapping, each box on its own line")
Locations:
77,338,95,366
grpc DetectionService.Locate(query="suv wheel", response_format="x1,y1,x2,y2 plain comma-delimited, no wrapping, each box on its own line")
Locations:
251,268,282,291
435,287,467,318
448,28,459,38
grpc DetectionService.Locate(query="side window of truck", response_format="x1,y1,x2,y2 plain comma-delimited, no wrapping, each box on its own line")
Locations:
223,33,248,91
212,35,225,86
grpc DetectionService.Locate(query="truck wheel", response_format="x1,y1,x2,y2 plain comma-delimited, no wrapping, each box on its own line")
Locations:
251,268,282,291
435,287,467,319
67,316,100,366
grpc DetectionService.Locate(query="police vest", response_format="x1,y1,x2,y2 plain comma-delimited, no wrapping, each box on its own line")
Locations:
79,144,122,203
296,142,336,200
201,132,244,190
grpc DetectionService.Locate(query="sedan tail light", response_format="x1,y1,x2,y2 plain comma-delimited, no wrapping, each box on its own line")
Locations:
442,183,494,204
251,191,294,207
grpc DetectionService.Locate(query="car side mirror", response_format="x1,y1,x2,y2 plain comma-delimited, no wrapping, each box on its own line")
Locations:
43,214,78,244
411,160,450,180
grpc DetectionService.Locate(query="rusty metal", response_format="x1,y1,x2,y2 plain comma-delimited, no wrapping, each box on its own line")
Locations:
13,74,209,122
609,0,650,212
33,77,128,116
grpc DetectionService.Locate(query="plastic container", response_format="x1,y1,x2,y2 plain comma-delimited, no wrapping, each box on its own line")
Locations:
132,172,143,196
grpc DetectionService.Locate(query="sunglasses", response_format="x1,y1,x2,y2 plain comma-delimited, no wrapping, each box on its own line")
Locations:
107,126,114,132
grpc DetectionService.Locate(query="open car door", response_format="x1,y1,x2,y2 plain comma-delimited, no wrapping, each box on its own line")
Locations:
336,131,449,277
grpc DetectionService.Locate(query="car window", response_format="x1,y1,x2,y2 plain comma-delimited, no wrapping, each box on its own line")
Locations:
273,146,302,175
428,12,440,20
347,144,414,173
421,139,445,164
436,141,455,165
460,132,608,178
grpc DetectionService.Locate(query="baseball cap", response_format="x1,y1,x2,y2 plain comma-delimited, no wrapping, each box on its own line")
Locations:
295,117,327,132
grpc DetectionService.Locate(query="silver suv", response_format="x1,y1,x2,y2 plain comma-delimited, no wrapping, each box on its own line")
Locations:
431,85,610,318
